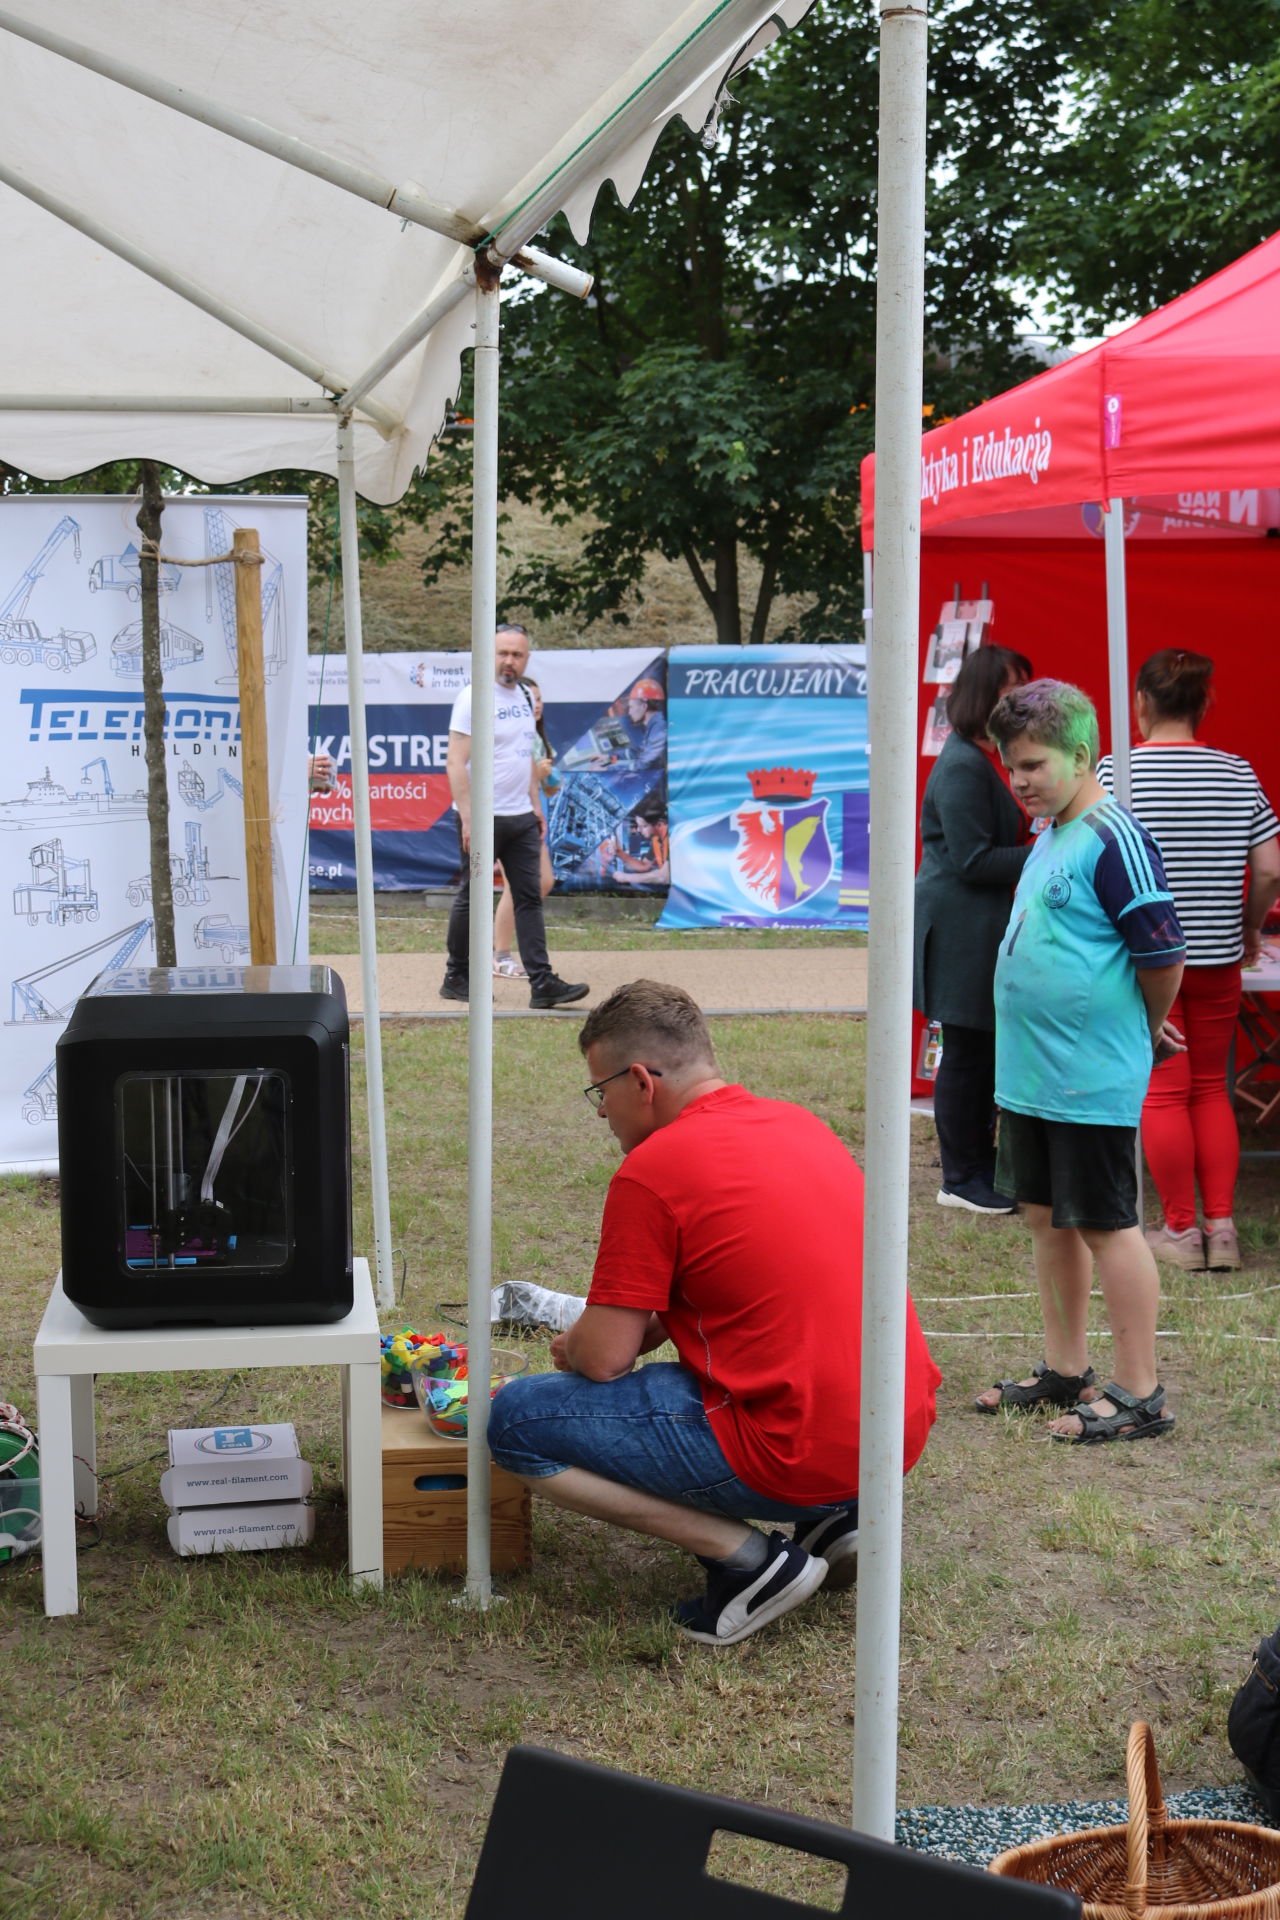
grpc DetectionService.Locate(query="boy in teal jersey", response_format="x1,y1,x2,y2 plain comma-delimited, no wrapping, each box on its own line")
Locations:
975,680,1184,1443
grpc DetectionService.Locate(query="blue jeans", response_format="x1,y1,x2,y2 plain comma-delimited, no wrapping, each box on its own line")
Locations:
487,1361,857,1526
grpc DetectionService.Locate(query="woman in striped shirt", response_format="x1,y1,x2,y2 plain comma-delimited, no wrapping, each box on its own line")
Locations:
1099,650,1280,1270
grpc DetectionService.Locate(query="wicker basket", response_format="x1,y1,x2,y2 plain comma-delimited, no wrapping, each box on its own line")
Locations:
990,1723,1280,1919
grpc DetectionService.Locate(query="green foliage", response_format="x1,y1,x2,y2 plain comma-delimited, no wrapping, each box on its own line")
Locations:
1015,0,1280,327
404,0,1074,645
9,0,1280,648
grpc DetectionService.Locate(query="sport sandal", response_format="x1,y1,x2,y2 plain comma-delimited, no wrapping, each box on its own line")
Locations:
1050,1380,1174,1445
976,1361,1096,1415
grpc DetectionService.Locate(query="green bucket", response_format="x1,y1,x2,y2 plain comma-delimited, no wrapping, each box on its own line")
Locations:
0,1423,40,1564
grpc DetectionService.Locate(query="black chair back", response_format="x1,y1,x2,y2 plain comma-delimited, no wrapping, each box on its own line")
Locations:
465,1745,1081,1920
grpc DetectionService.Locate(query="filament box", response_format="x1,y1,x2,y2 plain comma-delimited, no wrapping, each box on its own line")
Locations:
57,964,353,1329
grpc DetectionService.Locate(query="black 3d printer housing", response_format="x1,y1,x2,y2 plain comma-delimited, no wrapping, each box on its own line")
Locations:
57,964,353,1329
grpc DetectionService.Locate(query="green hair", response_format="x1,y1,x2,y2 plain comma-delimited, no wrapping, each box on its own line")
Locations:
986,678,1100,769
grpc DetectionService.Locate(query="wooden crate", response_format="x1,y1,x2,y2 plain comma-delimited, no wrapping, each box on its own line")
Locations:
382,1403,531,1576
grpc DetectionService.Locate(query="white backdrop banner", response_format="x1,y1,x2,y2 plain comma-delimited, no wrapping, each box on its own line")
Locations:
0,494,309,1173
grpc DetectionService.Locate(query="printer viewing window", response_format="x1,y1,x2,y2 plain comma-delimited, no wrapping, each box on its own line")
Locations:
117,1069,292,1274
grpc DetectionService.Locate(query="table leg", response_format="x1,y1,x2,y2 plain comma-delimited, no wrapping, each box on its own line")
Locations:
340,1363,350,1506
36,1373,77,1617
345,1359,383,1591
70,1373,97,1520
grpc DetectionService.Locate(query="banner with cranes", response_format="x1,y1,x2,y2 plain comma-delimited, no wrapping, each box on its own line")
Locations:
0,494,309,1172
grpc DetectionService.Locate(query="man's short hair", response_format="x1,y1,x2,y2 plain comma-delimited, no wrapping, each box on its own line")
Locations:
987,677,1100,770
578,979,716,1074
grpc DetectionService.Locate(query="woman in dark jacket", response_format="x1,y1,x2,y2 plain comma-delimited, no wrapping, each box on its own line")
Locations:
915,645,1033,1212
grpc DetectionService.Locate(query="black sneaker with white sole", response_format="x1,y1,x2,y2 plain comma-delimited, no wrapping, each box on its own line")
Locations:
936,1174,1015,1214
673,1531,827,1646
529,973,590,1010
794,1506,859,1590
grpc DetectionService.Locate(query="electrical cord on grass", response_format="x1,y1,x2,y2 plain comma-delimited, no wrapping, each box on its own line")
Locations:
917,1281,1280,1302
4,1374,248,1573
77,1371,241,1493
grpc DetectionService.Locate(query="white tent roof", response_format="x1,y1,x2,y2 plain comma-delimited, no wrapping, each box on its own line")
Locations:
0,0,809,504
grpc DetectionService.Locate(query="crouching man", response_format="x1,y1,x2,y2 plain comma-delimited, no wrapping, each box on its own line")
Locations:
487,980,942,1646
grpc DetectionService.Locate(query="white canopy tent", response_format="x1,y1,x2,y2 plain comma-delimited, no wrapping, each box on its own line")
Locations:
0,0,928,1839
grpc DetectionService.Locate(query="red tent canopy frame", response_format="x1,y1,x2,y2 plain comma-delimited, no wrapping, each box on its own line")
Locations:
858,229,1280,1098
861,226,1280,541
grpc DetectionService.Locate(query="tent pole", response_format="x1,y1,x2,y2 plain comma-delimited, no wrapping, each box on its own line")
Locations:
852,0,928,1845
0,395,340,413
465,263,501,1608
336,421,396,1315
338,274,475,414
1103,499,1144,1226
1104,502,1132,807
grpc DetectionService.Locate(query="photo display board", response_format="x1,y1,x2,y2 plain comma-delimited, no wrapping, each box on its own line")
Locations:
0,495,309,1172
920,595,993,757
307,647,668,893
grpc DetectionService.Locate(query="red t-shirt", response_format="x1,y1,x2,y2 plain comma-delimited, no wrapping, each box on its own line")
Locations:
587,1085,941,1504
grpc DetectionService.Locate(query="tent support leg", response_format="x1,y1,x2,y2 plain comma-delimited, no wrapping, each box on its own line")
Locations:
852,0,929,1845
1103,502,1132,801
336,421,395,1314
465,265,500,1609
1104,499,1144,1228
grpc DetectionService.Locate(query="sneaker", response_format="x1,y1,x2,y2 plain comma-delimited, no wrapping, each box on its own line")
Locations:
1145,1223,1206,1271
794,1506,859,1590
493,954,528,979
529,974,590,1010
439,972,469,1003
937,1175,1015,1215
1204,1222,1243,1270
673,1532,827,1647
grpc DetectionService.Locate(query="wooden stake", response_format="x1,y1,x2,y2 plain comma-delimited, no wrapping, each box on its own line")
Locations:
233,526,276,964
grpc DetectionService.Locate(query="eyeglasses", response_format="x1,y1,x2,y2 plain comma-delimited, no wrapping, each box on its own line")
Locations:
583,1065,662,1112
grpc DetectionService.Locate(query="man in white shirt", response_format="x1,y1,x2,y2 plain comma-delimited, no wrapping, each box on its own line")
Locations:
443,623,588,1009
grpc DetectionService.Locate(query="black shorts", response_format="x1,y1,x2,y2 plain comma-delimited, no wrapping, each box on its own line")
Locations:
995,1109,1138,1232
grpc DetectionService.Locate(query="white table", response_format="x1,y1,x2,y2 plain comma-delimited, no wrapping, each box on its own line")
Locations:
1243,943,1280,995
1237,943,1280,1127
33,1255,383,1617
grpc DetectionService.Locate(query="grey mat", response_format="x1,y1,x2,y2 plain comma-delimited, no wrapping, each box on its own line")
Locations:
896,1785,1276,1866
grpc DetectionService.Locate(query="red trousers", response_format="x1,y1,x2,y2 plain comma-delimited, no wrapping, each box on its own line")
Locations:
1142,962,1242,1230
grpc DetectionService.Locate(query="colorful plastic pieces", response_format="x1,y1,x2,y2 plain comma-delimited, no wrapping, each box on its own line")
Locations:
380,1328,467,1410
381,1327,524,1432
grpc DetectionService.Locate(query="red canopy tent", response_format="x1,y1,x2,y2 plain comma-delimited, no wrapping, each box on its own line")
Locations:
859,229,1280,1093
861,224,1280,539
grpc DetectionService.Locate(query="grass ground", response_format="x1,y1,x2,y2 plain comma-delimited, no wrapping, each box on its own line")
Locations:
309,891,868,953
4,1014,1280,1918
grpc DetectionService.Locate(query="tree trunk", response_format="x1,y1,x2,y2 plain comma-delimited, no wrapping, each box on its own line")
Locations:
748,544,781,646
680,536,745,644
137,462,176,968
714,539,742,645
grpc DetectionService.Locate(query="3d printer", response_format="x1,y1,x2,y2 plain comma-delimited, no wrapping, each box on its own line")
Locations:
57,964,353,1328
